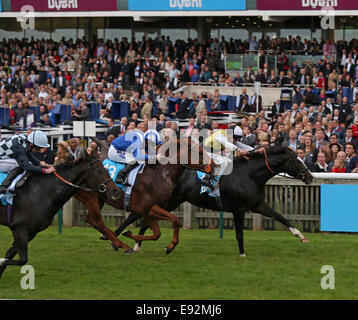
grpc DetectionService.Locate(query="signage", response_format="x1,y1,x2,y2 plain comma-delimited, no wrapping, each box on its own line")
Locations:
257,0,358,10
11,0,118,12
321,184,358,232
128,0,246,11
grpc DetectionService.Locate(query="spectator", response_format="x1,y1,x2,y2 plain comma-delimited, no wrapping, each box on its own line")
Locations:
141,96,153,119
312,152,329,172
54,141,73,165
330,158,346,173
345,142,356,163
346,144,358,171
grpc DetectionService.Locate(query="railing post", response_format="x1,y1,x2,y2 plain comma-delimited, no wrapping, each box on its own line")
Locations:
62,198,75,227
252,212,263,231
183,202,193,230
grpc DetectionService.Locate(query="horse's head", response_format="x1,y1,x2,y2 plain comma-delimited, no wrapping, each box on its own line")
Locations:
249,146,313,184
280,147,314,184
81,150,122,200
158,137,216,173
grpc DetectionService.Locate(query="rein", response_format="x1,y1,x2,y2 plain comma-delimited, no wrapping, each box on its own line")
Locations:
53,159,112,193
263,148,275,174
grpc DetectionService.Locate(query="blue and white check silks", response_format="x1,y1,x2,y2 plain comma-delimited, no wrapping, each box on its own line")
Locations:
0,171,26,206
103,159,143,211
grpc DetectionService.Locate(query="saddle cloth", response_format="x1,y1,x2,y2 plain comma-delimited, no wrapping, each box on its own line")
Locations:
103,159,144,211
196,171,221,198
0,171,26,206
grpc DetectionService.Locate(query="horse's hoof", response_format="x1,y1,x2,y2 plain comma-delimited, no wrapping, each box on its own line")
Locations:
165,247,172,255
133,244,144,253
111,244,119,251
124,248,134,254
99,234,109,241
122,230,132,238
240,253,247,257
301,238,309,243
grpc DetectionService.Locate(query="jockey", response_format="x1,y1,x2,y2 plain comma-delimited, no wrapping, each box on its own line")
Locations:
109,129,162,185
202,127,253,187
0,130,56,194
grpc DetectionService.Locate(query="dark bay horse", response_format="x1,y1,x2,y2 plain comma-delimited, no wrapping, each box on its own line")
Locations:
105,146,314,256
75,138,216,254
0,151,124,279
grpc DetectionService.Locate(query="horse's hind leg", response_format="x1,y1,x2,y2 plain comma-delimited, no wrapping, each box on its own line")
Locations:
255,202,309,243
123,218,161,243
133,219,149,253
148,204,181,255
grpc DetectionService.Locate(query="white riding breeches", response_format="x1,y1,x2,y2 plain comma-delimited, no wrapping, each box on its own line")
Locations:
0,159,19,173
210,152,233,176
108,145,137,164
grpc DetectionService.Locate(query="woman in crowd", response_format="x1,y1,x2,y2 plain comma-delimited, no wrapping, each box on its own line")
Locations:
54,141,73,166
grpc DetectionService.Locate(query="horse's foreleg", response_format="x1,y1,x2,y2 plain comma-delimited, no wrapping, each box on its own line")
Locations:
75,192,134,253
148,204,181,255
115,212,141,237
98,212,141,241
0,244,17,279
255,201,309,243
0,227,29,269
232,209,247,256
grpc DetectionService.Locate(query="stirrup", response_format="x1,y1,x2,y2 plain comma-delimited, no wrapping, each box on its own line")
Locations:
115,174,129,186
201,177,215,191
0,187,15,195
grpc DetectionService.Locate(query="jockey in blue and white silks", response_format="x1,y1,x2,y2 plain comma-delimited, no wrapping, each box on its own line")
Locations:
108,129,162,185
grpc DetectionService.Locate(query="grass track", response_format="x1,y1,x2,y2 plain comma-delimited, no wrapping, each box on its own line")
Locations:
0,226,357,300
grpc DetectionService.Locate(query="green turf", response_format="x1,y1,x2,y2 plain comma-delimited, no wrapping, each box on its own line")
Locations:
0,225,357,300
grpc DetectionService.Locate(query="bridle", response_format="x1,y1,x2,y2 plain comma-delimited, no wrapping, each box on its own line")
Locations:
262,148,307,180
53,158,113,193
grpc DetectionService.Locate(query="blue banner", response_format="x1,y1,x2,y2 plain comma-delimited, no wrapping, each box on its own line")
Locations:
0,1,2,12
321,184,358,232
128,0,246,11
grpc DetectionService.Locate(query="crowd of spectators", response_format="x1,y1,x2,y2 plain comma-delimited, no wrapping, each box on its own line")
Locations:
1,34,358,173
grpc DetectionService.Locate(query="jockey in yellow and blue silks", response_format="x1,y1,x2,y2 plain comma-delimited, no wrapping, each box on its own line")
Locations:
108,129,163,185
201,128,253,188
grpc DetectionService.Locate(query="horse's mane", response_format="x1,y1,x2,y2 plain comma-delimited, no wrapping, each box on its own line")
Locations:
235,146,290,162
54,152,101,171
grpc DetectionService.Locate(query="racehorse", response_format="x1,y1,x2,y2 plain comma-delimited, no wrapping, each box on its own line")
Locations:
74,138,216,254
102,146,314,256
0,150,124,279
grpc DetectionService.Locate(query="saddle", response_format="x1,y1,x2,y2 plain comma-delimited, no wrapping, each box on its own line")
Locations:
0,169,32,195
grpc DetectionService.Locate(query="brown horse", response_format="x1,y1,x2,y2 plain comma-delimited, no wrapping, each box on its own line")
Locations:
75,138,216,254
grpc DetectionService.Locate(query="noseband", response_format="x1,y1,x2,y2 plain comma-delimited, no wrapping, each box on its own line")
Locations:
53,158,112,193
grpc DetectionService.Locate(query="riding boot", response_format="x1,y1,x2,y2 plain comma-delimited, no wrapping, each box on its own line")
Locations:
14,171,32,191
115,162,138,185
0,167,24,194
201,173,215,191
